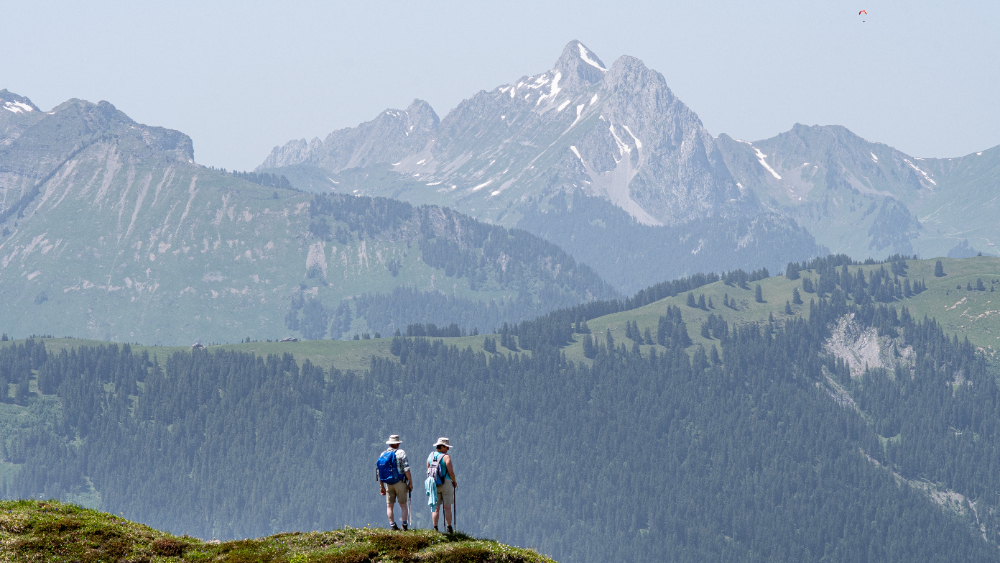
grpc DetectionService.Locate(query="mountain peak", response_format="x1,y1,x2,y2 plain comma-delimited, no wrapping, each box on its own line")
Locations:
404,99,440,131
0,89,40,114
552,40,607,93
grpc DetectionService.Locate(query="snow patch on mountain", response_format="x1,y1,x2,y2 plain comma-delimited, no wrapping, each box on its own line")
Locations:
623,126,643,149
536,72,562,106
738,141,781,180
903,159,937,186
608,122,631,156
578,43,606,72
3,101,34,114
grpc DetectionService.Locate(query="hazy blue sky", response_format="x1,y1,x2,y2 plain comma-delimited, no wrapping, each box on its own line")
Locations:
5,0,998,170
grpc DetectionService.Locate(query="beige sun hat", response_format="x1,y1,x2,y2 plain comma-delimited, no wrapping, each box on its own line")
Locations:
385,434,402,445
433,437,453,449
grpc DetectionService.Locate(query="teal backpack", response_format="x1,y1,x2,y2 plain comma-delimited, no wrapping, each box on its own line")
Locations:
427,452,446,486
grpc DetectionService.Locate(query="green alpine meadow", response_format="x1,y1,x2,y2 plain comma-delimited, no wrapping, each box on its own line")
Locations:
0,500,551,562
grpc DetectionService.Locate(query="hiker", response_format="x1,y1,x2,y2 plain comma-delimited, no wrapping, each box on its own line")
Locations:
376,434,412,531
427,437,457,533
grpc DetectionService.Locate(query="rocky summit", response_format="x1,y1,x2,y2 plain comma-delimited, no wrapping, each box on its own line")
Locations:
261,40,752,228
259,41,825,293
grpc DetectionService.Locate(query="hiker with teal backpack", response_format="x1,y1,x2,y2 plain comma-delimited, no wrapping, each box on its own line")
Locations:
425,437,457,533
376,434,412,531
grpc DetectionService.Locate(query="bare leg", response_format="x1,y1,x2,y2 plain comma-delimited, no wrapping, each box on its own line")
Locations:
386,501,396,524
400,501,409,524
432,506,439,528
442,505,452,528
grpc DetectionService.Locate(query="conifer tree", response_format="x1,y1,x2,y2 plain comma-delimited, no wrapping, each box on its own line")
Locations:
709,345,721,365
802,277,815,293
582,334,596,359
785,262,801,280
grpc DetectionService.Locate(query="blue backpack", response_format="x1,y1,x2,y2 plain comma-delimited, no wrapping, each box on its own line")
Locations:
377,450,403,484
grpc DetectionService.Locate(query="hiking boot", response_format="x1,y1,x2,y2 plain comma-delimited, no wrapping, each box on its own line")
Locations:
402,523,408,531
390,523,400,531
447,525,453,534
434,526,439,532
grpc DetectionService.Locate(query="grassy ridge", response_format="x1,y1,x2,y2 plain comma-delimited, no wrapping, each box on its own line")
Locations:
0,500,553,562
562,256,1000,364
0,335,514,374
6,257,1000,371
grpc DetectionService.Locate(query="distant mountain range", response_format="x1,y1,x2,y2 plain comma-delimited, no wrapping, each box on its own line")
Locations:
259,40,1000,291
718,125,1000,259
3,40,999,341
0,90,615,344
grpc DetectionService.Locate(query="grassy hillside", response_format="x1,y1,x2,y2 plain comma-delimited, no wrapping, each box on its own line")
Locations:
0,500,552,562
559,256,1000,365
0,334,516,373
7,256,998,372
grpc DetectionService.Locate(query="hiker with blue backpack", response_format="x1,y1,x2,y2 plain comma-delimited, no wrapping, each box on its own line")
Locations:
376,434,412,531
425,437,457,533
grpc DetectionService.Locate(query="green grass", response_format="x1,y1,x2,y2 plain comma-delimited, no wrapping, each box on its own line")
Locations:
0,500,554,563
562,256,1000,365
0,334,529,374
7,257,1000,371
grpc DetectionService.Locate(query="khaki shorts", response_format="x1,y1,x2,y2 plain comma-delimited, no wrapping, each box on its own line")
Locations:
384,480,409,505
436,481,455,506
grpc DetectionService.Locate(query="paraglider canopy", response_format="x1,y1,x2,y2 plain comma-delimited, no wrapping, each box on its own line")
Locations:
859,10,867,14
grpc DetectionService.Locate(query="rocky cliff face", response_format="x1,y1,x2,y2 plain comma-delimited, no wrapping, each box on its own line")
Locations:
259,41,823,291
261,41,754,228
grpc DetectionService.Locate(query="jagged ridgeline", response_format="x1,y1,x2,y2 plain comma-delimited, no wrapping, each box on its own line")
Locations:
257,42,828,294
259,40,1000,291
5,259,1000,561
0,92,616,345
